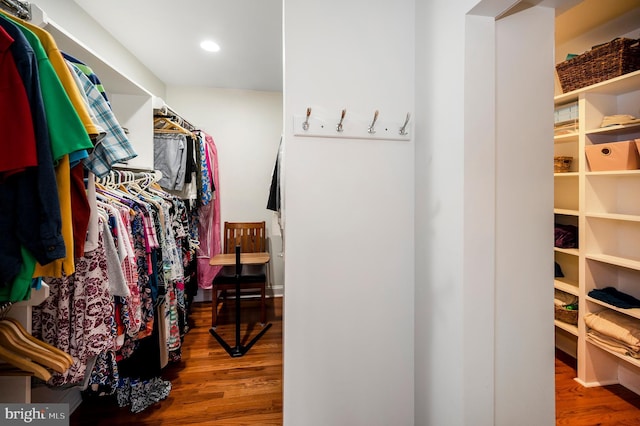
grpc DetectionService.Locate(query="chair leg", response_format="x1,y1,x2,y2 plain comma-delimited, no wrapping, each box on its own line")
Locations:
260,285,266,325
212,286,218,328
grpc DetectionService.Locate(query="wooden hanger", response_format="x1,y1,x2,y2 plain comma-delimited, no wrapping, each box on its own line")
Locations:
0,324,66,374
154,116,194,136
1,318,73,366
0,319,73,372
0,345,51,381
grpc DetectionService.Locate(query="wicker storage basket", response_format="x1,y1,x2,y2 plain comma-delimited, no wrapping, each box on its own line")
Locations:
556,38,640,93
554,156,573,173
554,305,578,326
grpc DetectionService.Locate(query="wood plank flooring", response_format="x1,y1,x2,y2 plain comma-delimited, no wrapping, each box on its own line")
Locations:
70,298,640,425
70,297,283,426
555,349,640,425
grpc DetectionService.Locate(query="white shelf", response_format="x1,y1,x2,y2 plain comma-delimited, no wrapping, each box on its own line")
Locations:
554,172,579,177
586,170,640,177
586,336,640,370
555,70,640,104
555,247,579,256
555,279,579,296
32,6,155,170
555,320,579,336
585,253,640,271
13,284,50,307
554,208,579,216
586,122,640,136
585,212,640,223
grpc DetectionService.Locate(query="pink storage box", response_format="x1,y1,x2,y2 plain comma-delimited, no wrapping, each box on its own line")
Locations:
585,140,640,171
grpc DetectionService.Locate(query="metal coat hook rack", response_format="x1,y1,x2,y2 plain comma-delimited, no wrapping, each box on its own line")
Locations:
302,107,311,130
368,110,379,134
294,107,411,141
399,113,410,136
336,109,346,132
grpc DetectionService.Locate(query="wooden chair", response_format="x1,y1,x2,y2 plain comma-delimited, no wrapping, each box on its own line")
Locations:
212,221,268,328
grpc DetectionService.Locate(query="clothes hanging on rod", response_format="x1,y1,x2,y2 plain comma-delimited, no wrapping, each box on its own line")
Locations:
267,137,285,254
0,4,202,414
195,131,222,289
153,114,199,196
0,11,89,300
31,170,193,412
0,11,138,302
150,118,223,291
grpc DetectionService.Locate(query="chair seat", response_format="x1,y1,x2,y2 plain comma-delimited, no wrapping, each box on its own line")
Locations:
213,273,266,284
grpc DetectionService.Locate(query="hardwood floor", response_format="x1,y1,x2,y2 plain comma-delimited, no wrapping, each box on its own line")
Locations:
70,297,283,426
555,350,640,425
70,298,640,425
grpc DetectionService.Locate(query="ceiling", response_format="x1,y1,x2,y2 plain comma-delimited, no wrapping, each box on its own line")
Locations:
73,0,283,92
71,0,639,94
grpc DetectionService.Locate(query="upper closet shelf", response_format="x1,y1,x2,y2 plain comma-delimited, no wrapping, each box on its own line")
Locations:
555,70,640,104
30,5,152,97
586,122,640,136
13,283,49,307
26,4,157,170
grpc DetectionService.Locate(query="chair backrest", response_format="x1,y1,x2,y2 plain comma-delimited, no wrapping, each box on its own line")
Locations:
222,221,266,254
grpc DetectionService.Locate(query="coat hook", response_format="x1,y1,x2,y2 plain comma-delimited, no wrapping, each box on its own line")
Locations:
337,109,346,132
399,112,411,136
302,107,311,131
368,110,379,134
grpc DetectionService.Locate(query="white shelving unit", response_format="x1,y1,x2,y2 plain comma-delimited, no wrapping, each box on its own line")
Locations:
553,122,579,359
554,69,640,393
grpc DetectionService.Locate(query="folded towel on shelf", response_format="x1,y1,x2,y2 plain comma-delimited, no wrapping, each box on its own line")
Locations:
587,329,640,359
584,310,640,351
600,114,640,128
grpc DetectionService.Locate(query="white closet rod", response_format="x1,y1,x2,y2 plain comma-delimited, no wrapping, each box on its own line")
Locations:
0,0,30,20
155,105,197,132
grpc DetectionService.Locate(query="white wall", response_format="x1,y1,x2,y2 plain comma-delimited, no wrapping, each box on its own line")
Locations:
414,1,475,424
165,86,284,295
416,1,558,425
463,14,496,425
494,7,556,425
282,0,415,424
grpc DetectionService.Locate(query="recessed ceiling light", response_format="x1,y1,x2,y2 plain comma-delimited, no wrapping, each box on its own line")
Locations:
200,40,221,53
